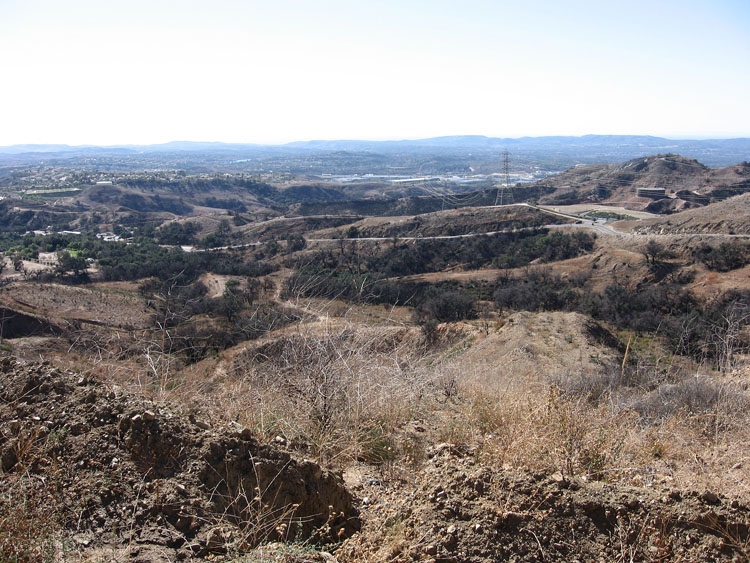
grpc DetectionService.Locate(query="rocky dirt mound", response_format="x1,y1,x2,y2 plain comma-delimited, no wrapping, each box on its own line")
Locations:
340,447,750,563
0,355,359,561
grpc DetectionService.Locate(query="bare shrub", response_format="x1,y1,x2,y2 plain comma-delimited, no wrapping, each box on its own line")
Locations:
628,377,749,423
213,322,444,464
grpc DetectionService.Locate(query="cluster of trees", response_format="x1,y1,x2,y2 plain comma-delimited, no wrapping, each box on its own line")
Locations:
201,197,247,211
364,230,594,276
494,268,585,312
491,231,596,269
692,241,750,272
138,277,300,365
119,175,276,198
286,250,747,368
292,230,596,279
154,221,200,245
0,201,74,233
87,188,193,215
0,232,76,258
492,266,747,368
95,240,274,282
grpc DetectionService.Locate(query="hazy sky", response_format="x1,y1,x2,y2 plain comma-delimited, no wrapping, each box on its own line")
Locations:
1,0,748,145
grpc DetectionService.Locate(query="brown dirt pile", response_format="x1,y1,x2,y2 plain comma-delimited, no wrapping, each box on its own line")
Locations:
0,354,359,561
340,446,750,562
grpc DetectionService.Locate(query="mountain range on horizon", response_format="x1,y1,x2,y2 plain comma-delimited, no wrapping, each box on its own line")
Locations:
2,134,750,153
1,135,749,169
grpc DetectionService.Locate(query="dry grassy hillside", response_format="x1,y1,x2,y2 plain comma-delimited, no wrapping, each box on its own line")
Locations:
309,205,572,240
625,192,750,235
1,272,749,561
534,154,750,210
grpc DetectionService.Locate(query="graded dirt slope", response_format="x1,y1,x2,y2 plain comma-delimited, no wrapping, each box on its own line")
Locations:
625,192,750,235
0,281,152,329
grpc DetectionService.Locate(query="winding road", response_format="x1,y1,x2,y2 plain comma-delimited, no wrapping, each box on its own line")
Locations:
191,203,748,252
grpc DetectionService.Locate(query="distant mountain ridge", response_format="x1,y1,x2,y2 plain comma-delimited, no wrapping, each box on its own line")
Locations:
1,135,749,168
3,134,749,152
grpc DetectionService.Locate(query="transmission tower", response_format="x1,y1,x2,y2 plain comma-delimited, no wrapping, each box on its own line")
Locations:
494,149,513,206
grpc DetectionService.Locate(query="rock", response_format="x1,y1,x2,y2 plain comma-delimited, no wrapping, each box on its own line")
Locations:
204,527,228,553
551,471,565,483
70,421,89,435
193,419,211,430
1,448,17,471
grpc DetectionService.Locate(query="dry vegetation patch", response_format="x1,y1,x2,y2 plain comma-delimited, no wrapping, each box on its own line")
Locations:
0,281,151,329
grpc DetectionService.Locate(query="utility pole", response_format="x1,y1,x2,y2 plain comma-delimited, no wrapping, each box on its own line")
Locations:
494,149,513,206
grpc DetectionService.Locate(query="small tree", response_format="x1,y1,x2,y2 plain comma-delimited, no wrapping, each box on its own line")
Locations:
285,234,306,252
642,240,675,274
12,253,24,272
56,250,88,281
220,279,247,322
642,240,667,265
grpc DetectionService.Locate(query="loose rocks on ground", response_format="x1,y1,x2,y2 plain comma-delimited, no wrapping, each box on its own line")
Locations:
0,354,359,560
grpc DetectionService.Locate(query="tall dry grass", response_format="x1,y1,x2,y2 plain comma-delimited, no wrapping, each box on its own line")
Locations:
60,300,750,498
443,357,750,496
